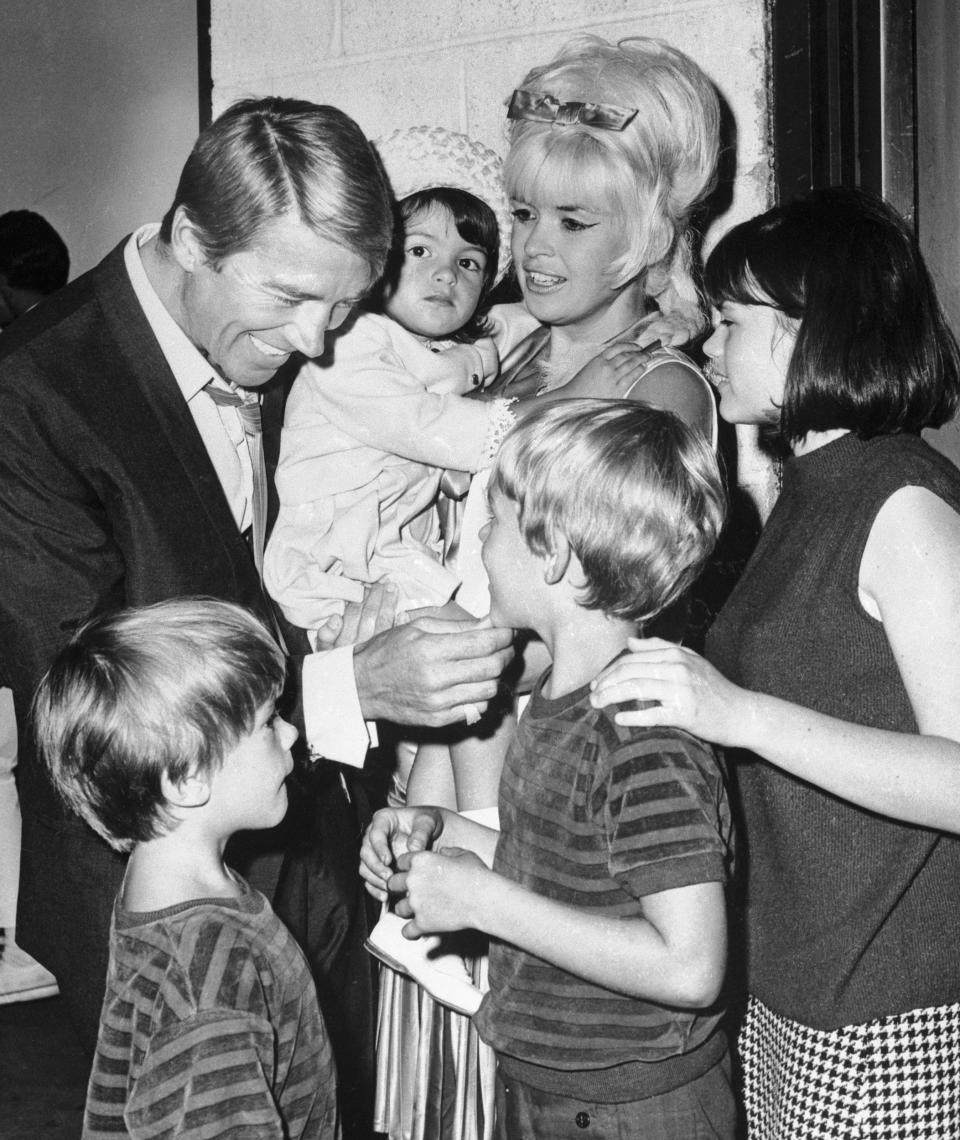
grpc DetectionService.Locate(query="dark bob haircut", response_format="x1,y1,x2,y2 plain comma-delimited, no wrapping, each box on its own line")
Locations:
704,186,960,442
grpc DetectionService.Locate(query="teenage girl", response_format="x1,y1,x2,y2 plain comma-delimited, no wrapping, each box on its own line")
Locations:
591,186,960,1139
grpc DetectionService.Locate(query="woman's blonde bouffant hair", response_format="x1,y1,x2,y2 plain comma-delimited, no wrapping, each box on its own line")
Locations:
504,35,720,332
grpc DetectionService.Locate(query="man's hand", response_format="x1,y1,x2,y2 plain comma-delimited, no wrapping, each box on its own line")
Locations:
352,615,515,726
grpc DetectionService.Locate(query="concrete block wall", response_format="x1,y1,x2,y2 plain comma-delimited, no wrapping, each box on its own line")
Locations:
210,0,777,514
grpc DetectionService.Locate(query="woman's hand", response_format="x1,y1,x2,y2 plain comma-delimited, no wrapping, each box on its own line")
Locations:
359,805,445,901
589,636,752,748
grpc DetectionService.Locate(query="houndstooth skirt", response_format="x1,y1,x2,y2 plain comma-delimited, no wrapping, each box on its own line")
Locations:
740,994,960,1139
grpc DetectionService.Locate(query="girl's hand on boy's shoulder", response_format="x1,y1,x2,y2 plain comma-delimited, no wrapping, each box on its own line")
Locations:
589,636,750,748
392,847,490,936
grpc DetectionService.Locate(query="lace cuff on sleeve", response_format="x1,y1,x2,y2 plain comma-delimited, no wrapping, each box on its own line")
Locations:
479,398,518,466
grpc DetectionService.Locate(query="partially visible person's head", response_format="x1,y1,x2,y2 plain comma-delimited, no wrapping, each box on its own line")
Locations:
703,186,960,441
486,399,725,627
373,126,511,342
34,598,286,852
0,209,70,328
158,98,393,387
504,36,719,303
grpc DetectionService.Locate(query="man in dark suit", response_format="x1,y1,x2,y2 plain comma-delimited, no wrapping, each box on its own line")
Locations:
0,98,513,1138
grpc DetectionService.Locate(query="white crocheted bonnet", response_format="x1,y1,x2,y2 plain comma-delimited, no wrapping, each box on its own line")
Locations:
375,125,512,283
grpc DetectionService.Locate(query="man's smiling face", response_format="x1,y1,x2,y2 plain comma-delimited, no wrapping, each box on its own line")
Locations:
176,211,372,389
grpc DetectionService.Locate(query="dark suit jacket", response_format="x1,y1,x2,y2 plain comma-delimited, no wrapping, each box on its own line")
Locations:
0,239,298,1031
0,239,289,803
0,242,383,1131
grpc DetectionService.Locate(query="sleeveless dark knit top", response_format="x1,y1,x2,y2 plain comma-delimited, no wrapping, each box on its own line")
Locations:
706,432,960,1030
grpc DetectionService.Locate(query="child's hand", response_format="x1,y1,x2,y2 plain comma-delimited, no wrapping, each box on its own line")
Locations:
391,847,490,936
433,341,498,394
472,336,500,387
312,615,344,651
333,581,400,648
359,806,444,902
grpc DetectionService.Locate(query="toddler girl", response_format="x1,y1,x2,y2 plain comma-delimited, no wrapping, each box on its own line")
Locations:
263,125,516,650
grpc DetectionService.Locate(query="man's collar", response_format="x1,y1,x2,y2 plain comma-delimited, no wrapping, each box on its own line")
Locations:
123,224,215,400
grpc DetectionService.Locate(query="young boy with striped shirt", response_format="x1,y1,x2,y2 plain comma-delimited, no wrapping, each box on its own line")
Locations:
34,598,338,1139
361,400,735,1138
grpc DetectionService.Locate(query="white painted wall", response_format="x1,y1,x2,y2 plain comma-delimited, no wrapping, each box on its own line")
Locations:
210,0,769,236
0,0,199,278
210,0,776,513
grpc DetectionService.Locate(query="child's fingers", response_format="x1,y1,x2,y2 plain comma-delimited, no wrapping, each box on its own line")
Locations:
387,868,410,896
359,809,407,881
359,871,389,903
358,853,392,899
339,581,399,647
405,807,444,853
401,917,426,939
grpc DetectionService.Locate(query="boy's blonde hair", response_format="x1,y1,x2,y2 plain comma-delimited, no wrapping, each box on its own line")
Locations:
505,35,720,323
33,598,286,852
491,399,725,624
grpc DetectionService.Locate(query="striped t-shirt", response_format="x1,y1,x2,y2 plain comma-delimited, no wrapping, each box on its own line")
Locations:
83,879,338,1138
474,667,732,1074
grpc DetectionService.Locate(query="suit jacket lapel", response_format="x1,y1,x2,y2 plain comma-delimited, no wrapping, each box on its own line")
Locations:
90,240,255,560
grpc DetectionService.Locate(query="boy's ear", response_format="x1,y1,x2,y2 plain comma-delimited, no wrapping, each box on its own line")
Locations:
544,533,571,586
161,767,211,810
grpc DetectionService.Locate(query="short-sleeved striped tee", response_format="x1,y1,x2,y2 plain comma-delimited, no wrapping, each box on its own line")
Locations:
474,668,731,1072
83,879,338,1139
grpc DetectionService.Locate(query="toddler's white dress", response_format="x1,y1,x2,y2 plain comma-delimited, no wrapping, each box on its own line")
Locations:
264,311,512,633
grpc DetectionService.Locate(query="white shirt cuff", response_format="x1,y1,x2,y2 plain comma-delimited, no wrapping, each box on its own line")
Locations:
302,646,377,768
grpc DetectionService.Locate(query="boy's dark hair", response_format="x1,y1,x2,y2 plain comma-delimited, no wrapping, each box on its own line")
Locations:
704,186,960,442
33,598,286,852
0,210,70,294
375,187,500,343
492,399,726,625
